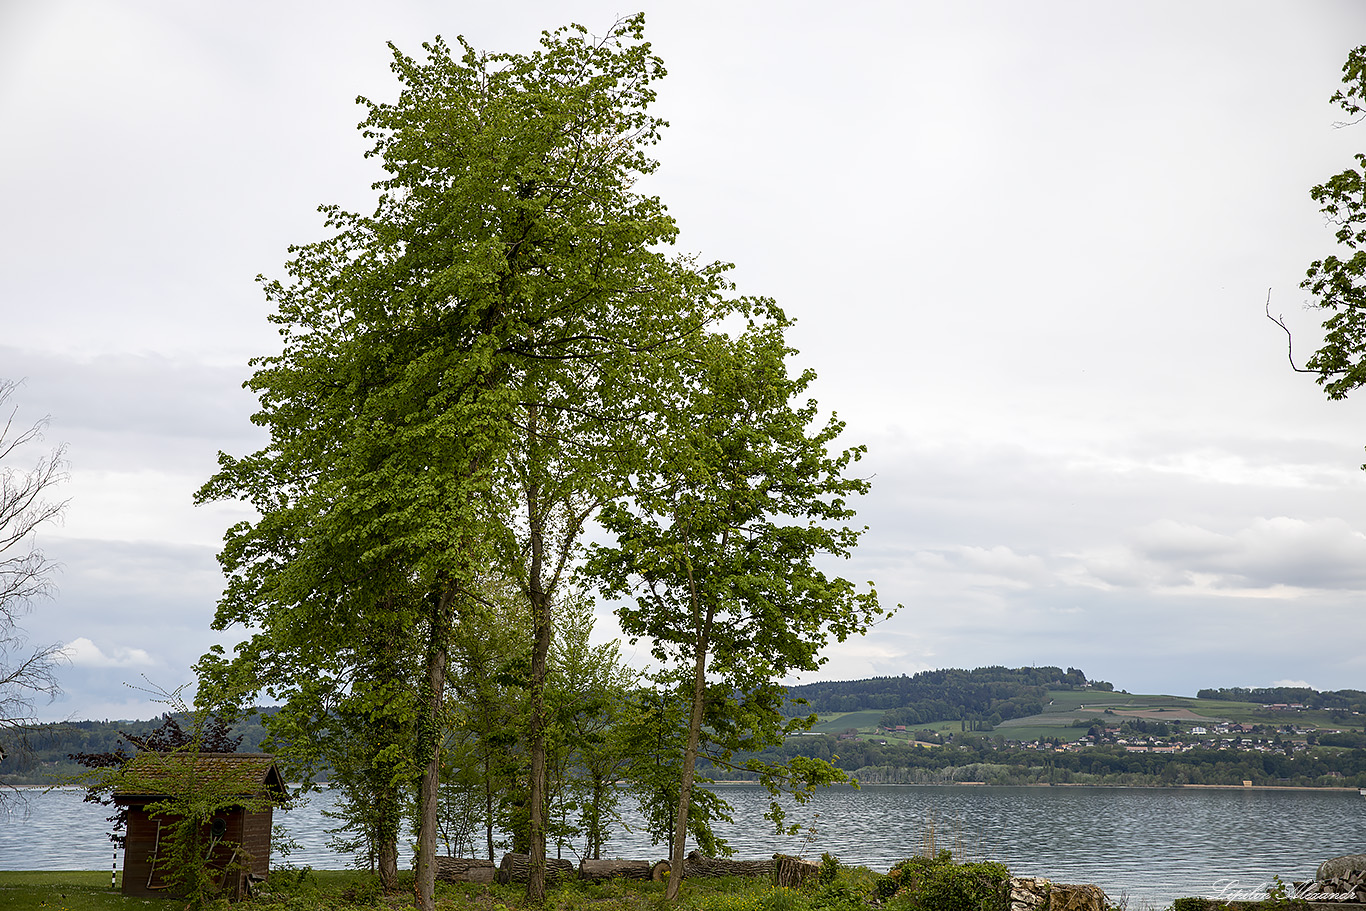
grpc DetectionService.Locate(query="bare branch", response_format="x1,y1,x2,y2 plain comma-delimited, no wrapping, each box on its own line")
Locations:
0,379,69,763
1265,289,1320,374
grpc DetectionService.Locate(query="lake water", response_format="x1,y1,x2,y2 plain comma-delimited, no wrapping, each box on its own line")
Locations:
5,784,1364,908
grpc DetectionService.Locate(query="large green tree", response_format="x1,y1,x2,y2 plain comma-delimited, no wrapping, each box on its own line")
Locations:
587,316,885,901
1296,46,1366,398
196,15,729,908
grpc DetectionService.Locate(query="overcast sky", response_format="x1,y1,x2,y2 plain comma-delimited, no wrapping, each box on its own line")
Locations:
4,1,1366,723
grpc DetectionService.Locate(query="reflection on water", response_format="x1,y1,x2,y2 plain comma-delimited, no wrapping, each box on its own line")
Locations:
1,788,122,874
6,784,1364,908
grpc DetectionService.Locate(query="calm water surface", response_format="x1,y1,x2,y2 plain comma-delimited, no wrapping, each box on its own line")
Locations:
5,784,1364,908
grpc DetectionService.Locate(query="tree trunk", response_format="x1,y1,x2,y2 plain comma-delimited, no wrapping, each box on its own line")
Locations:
667,575,713,902
378,827,399,892
415,585,455,911
526,597,550,900
371,619,403,894
773,855,820,888
587,772,607,859
484,749,496,862
526,445,550,903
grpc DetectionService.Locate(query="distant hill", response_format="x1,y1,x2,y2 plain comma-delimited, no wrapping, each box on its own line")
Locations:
1196,685,1366,713
6,667,1364,788
0,712,273,785
784,665,1113,727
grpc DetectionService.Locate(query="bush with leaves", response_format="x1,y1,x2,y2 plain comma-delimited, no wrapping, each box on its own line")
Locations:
876,852,1011,911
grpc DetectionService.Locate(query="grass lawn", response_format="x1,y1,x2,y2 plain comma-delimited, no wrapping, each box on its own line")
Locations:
0,870,377,911
0,868,878,911
0,863,1301,911
0,870,178,910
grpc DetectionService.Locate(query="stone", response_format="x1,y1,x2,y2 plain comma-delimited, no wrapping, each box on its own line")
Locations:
1297,868,1366,903
1318,854,1366,883
1010,877,1051,911
1009,877,1110,911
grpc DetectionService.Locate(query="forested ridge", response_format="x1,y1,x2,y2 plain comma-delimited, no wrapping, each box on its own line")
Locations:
1196,686,1366,710
9,666,1366,791
725,736,1366,789
783,665,1108,722
0,711,275,783
4,665,1089,781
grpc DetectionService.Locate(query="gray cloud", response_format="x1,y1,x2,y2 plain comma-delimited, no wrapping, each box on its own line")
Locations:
1126,516,1366,591
6,0,1366,720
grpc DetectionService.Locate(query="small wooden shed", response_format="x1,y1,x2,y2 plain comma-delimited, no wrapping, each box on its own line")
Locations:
112,752,287,899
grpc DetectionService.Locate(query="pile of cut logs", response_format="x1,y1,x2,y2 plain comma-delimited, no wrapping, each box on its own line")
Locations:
435,851,820,888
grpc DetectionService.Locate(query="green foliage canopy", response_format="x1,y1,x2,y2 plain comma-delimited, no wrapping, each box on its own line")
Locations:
588,318,885,898
195,14,736,907
1302,45,1366,402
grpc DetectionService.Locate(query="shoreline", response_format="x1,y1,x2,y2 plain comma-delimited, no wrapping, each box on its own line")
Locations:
12,780,1362,794
707,780,1363,792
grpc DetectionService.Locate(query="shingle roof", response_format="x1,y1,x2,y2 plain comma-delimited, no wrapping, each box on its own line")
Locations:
111,752,287,803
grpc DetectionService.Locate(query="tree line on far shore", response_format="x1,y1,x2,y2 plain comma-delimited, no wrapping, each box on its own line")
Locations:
9,666,1366,796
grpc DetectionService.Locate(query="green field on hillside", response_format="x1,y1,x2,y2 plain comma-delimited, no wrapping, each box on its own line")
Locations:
1034,691,1356,729
818,688,1363,742
997,692,1196,730
1040,691,1153,711
809,710,886,732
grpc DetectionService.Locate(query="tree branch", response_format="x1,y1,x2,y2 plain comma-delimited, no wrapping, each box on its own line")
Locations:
1264,289,1319,374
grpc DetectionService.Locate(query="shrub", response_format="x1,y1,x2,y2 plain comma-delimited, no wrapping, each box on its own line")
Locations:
811,861,880,911
1170,899,1214,911
877,851,1011,911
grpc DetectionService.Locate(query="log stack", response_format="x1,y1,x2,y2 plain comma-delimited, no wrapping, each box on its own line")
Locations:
578,859,657,882
434,857,495,884
682,850,777,878
495,853,577,885
483,850,817,889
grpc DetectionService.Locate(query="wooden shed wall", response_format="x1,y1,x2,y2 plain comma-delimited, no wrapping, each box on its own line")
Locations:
240,809,272,876
121,805,168,896
119,805,274,899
